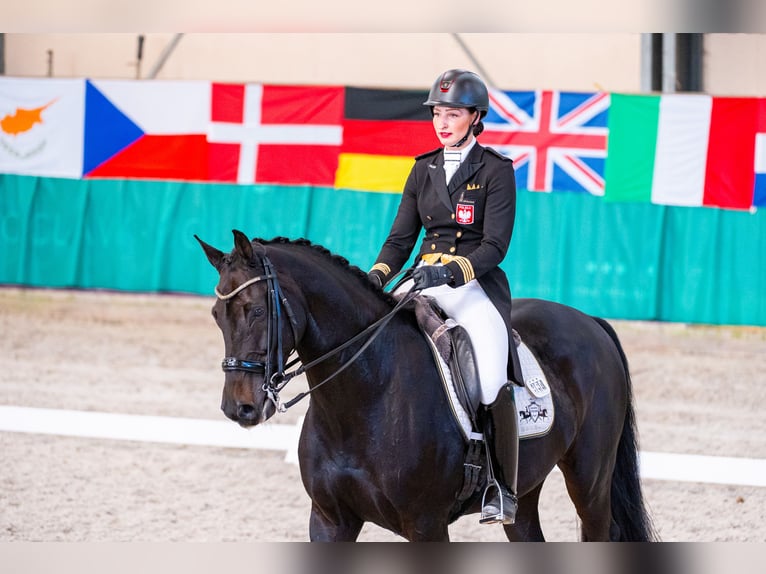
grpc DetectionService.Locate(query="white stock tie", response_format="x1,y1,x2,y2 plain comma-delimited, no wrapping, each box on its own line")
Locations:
444,151,461,184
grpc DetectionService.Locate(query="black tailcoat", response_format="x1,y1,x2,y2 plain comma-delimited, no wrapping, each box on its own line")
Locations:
370,142,522,382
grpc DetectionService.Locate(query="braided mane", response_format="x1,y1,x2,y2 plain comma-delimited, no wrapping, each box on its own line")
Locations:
256,236,398,305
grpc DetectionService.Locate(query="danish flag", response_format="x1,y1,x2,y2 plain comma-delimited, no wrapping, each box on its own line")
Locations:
208,83,344,186
481,89,610,195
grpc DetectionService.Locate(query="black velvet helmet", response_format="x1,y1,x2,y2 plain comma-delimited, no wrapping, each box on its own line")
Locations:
423,69,489,118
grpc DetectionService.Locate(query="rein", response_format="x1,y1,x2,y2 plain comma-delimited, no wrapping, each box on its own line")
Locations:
216,252,416,413
277,285,417,411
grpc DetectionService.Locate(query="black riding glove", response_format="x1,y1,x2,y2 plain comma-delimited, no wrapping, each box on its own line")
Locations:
411,265,453,290
367,271,384,289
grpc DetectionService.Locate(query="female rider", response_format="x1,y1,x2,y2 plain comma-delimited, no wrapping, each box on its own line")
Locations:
368,69,522,525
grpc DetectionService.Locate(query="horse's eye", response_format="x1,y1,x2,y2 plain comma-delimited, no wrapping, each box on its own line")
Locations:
247,306,265,327
252,307,265,318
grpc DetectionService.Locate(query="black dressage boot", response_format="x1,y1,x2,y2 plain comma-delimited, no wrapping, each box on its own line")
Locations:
479,383,519,525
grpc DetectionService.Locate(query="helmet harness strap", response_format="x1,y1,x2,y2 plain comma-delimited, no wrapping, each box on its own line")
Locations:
450,110,480,149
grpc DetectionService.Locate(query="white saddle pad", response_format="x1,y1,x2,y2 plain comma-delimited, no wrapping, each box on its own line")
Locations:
514,341,555,439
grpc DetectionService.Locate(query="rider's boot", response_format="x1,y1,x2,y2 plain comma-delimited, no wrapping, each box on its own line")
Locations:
480,383,519,525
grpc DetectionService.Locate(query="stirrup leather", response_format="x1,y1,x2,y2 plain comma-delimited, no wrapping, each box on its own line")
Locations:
480,480,517,525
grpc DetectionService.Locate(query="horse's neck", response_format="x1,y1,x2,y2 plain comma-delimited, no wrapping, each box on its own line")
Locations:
296,285,405,412
300,281,392,354
298,306,455,454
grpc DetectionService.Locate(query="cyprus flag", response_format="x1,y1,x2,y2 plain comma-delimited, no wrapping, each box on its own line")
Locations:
0,77,85,179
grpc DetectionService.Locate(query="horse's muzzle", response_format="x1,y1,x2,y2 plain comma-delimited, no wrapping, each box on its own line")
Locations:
224,399,276,428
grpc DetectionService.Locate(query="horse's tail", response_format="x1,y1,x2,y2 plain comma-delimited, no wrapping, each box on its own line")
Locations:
592,316,660,542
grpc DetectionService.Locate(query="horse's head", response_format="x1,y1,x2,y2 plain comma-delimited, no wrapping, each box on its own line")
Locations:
195,230,299,427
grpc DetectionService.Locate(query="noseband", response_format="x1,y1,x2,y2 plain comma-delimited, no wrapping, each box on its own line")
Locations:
216,249,418,413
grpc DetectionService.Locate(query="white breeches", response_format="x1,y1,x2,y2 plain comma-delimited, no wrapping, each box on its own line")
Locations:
397,265,509,405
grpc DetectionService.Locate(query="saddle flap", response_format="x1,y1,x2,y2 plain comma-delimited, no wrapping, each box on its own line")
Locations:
409,294,483,431
448,324,483,425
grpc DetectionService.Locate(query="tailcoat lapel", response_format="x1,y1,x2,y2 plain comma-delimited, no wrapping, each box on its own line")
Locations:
447,144,484,196
426,152,454,212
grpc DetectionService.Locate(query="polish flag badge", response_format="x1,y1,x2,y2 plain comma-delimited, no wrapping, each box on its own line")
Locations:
456,203,474,224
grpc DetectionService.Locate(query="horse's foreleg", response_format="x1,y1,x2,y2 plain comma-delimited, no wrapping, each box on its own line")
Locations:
308,502,364,542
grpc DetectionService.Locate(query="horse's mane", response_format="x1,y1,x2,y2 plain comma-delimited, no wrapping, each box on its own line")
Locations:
257,237,399,306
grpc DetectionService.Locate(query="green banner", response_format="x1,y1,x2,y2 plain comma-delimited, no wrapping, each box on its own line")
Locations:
1,174,764,326
511,190,665,321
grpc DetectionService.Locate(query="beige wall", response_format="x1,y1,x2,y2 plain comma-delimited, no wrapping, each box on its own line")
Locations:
704,34,766,96
4,33,641,91
3,33,765,95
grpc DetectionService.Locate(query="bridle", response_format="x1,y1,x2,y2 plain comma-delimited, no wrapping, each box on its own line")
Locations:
216,251,298,411
215,250,417,413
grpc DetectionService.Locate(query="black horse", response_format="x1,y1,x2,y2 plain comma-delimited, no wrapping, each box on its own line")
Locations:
196,230,657,542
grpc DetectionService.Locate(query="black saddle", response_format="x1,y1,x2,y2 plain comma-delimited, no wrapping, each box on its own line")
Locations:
410,294,483,432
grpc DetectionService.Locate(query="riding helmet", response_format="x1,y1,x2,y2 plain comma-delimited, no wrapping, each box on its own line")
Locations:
423,69,489,118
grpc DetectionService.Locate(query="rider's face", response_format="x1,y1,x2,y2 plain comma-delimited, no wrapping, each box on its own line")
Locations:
432,105,477,149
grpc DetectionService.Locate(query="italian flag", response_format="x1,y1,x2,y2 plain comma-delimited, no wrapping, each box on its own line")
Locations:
604,93,766,210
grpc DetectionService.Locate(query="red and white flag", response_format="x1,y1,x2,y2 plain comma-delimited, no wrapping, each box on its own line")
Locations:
208,84,344,186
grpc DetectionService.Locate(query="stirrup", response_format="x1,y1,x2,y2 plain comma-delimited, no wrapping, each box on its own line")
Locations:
479,480,517,525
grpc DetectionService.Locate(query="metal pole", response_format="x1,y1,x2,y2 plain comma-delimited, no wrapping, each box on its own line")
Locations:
684,33,704,92
0,34,5,75
146,33,184,80
450,33,496,88
135,35,145,79
640,33,653,93
662,33,677,93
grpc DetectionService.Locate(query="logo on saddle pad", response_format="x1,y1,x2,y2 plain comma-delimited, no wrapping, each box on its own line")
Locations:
456,203,474,224
520,399,549,424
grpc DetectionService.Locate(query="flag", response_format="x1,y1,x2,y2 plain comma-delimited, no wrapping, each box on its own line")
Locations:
83,79,212,181
84,81,344,186
0,78,85,179
754,99,766,208
604,94,762,210
334,87,435,193
480,89,609,194
208,83,344,186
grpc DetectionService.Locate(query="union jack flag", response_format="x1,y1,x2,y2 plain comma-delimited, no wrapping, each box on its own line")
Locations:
481,89,610,195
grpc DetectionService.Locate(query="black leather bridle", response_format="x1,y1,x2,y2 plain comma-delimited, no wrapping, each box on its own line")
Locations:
215,251,417,413
215,250,299,410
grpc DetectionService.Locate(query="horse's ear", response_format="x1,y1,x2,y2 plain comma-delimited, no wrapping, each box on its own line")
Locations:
194,235,225,271
232,229,254,262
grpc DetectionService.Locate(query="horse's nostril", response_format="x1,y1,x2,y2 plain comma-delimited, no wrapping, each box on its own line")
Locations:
237,403,257,420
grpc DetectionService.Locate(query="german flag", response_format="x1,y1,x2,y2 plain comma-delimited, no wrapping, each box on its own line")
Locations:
334,87,436,193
